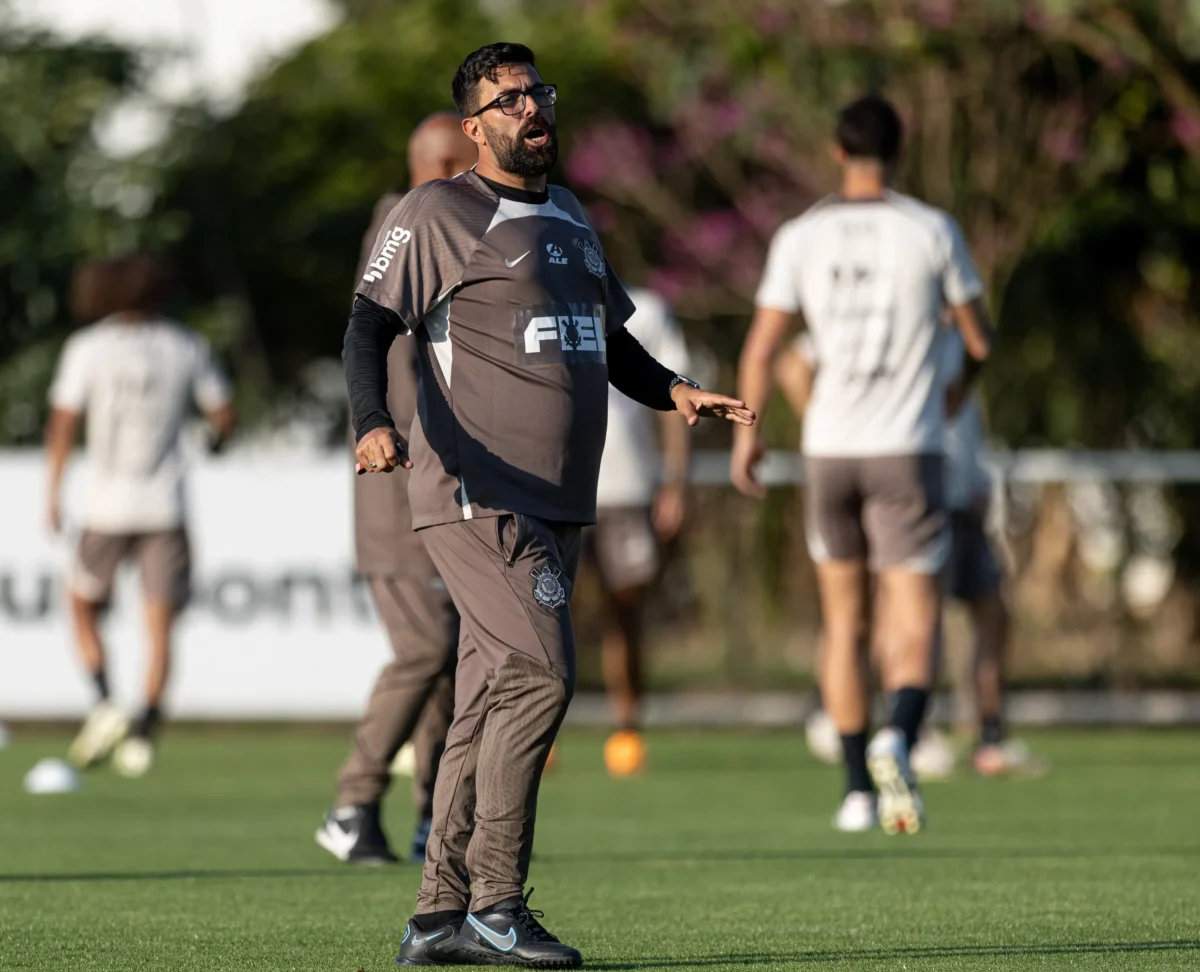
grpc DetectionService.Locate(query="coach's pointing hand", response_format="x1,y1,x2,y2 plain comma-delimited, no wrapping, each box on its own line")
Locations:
671,385,756,428
356,426,411,474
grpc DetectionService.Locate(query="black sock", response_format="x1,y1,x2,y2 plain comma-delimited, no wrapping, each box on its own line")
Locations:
135,705,162,740
92,669,110,703
888,687,929,752
477,894,524,915
414,909,466,931
980,715,1004,747
841,731,873,794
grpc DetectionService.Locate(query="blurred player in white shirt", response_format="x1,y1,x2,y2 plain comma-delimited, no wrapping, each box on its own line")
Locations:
780,332,1038,796
587,288,692,776
45,254,235,776
733,94,991,834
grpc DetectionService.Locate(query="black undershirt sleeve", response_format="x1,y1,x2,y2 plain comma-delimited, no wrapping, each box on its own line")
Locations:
606,326,679,412
344,295,403,441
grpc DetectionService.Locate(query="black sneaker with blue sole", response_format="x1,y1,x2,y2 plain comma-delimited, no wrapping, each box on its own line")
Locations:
455,890,581,968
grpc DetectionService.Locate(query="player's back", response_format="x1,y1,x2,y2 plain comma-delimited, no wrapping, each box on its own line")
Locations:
51,317,223,531
761,191,981,458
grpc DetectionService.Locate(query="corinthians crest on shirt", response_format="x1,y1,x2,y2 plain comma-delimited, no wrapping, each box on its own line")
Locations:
531,563,568,610
576,237,606,279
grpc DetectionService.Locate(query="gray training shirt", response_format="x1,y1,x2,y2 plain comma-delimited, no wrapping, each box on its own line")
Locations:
355,170,636,528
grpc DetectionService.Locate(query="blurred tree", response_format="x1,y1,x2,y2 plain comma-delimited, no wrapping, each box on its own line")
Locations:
0,25,152,443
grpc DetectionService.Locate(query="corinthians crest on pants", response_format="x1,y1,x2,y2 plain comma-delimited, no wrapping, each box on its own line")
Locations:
531,563,567,610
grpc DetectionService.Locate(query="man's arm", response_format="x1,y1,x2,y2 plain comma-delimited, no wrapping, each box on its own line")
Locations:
774,340,816,420
343,295,410,472
204,403,237,452
653,409,691,541
948,296,992,397
44,408,80,534
731,306,794,498
607,328,754,426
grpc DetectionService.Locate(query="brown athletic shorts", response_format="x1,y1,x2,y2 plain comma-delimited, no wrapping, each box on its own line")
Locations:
70,528,192,606
584,506,661,591
946,510,1002,602
804,454,948,573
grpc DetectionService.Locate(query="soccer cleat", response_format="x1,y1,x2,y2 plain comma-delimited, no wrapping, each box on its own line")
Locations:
315,803,398,865
804,709,843,766
457,889,582,968
112,735,155,777
910,728,958,781
868,727,925,836
603,729,647,777
410,816,432,864
67,701,129,768
973,740,1050,778
395,915,466,966
832,790,878,832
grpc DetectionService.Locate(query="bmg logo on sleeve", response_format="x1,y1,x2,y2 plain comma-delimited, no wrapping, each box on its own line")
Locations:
362,226,412,283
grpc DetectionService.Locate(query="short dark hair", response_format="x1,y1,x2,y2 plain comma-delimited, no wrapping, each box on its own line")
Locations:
70,253,173,324
836,94,903,164
452,42,536,117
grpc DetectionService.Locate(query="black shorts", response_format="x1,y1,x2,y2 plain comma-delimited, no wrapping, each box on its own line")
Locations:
946,510,1002,602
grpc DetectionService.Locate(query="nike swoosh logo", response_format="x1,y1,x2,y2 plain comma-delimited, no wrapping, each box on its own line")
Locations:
505,251,531,268
412,930,445,946
467,914,517,952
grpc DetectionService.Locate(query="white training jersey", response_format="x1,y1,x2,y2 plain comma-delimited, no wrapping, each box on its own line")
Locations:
596,288,691,508
793,327,990,511
758,190,983,457
49,316,232,533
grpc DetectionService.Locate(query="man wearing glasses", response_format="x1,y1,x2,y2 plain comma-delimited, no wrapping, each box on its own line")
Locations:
344,42,754,968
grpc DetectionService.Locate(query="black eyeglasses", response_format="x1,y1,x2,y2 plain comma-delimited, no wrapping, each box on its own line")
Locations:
470,83,557,118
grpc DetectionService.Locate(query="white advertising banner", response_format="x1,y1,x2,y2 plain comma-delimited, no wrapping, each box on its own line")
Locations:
0,451,391,718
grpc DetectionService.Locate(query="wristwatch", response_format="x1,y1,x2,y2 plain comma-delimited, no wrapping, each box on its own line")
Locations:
668,374,700,394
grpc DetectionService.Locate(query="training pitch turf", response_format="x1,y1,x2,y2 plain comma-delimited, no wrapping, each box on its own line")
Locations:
1,728,1198,971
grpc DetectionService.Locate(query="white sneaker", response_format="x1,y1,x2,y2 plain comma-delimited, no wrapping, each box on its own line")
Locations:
112,736,155,777
911,728,957,782
868,727,925,835
973,740,1050,778
68,702,129,768
833,791,878,832
804,710,842,766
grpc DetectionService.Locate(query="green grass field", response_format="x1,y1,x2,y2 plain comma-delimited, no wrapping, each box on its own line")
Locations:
2,729,1199,971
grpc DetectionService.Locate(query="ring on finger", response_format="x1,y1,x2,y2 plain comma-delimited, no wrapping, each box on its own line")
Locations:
369,461,379,468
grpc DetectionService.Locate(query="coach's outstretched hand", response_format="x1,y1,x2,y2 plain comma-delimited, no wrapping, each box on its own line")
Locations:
670,385,756,428
356,426,412,474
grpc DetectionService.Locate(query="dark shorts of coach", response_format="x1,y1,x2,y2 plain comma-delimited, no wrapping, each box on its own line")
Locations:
70,528,192,607
946,510,1003,602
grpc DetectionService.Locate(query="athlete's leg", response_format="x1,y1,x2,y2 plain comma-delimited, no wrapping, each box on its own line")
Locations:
815,560,873,799
417,514,579,913
66,531,132,768
336,574,458,809
971,590,1009,743
413,669,456,820
601,585,645,732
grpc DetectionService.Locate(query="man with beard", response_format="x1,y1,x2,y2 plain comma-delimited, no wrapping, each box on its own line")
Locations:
316,113,476,867
344,42,755,968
